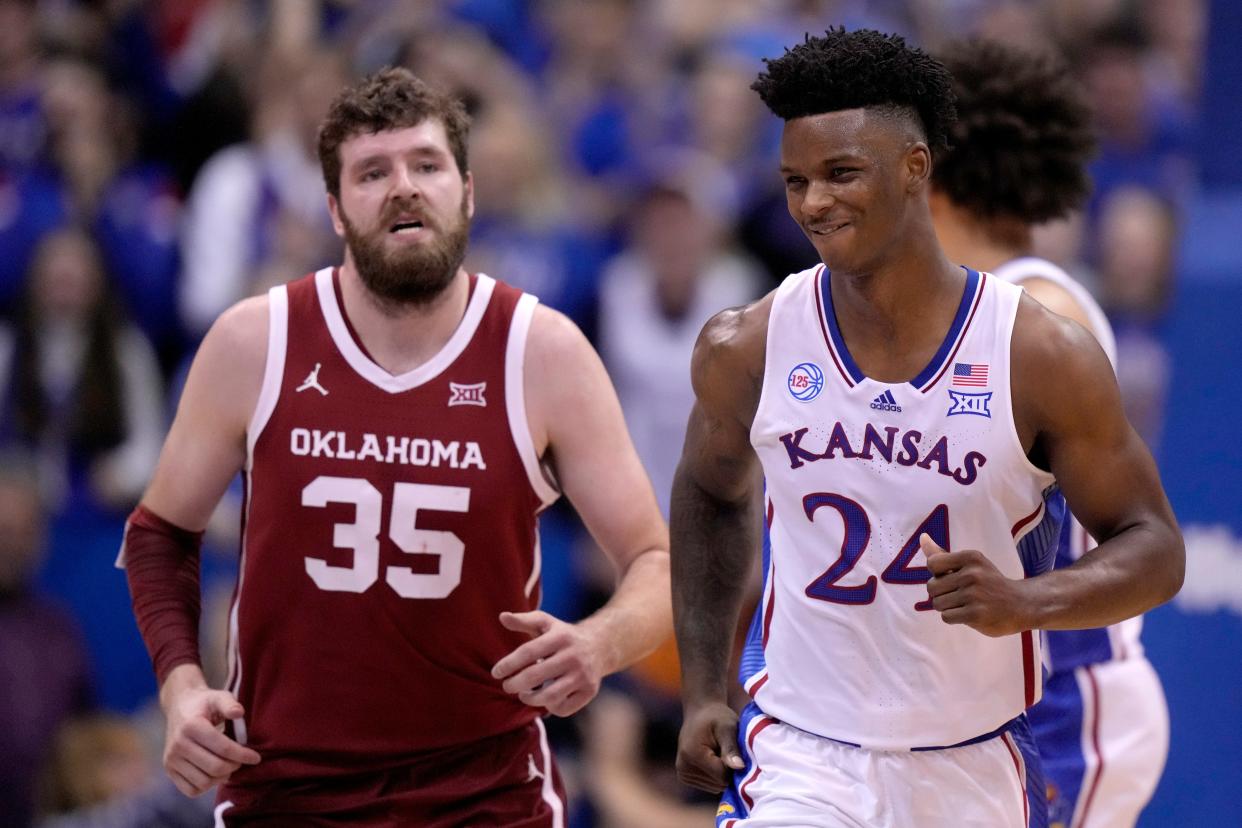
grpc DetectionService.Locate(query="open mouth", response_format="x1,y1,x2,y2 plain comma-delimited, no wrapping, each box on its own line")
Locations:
389,219,426,235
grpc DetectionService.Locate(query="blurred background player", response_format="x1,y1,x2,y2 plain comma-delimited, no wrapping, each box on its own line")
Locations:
119,68,671,826
930,40,1170,828
671,28,1183,827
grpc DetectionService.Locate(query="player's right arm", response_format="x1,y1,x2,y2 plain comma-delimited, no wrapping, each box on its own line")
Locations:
125,296,269,796
672,294,771,794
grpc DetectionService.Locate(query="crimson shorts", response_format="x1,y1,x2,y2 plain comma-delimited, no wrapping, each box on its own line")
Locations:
215,719,567,827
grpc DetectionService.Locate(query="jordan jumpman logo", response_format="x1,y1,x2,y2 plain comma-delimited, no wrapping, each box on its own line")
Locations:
525,753,545,783
296,363,329,395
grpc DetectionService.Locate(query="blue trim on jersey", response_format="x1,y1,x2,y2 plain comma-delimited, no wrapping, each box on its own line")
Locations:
717,702,770,826
1045,517,1116,672
909,267,982,389
818,269,866,385
738,512,773,687
1016,487,1066,578
1010,713,1050,828
1027,672,1086,827
818,267,982,388
911,715,1022,751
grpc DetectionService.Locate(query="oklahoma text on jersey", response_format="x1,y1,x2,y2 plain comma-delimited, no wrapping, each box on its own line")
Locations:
288,427,486,469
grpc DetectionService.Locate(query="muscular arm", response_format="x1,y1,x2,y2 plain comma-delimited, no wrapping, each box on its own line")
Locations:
126,296,268,795
492,305,671,715
143,297,268,530
1014,295,1183,628
671,297,770,791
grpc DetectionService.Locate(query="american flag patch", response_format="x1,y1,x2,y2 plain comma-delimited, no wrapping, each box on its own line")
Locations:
952,363,989,386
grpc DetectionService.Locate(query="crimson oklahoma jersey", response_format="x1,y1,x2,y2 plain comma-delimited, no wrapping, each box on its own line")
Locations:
223,267,559,788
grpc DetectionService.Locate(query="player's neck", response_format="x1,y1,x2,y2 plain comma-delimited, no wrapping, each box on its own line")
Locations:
336,261,471,376
827,230,967,383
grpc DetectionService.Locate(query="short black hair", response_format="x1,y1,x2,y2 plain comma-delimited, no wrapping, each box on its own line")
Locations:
934,40,1096,224
751,27,956,157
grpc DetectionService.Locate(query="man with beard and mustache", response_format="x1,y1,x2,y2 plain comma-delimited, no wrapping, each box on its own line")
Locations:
118,68,672,826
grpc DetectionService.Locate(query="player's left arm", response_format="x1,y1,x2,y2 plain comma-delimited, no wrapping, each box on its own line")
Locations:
924,296,1184,634
491,305,671,716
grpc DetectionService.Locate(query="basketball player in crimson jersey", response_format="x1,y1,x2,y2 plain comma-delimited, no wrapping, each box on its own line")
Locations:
930,41,1169,828
120,68,671,826
670,29,1183,827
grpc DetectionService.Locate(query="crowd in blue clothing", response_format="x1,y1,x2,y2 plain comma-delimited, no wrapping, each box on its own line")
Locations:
0,0,1203,825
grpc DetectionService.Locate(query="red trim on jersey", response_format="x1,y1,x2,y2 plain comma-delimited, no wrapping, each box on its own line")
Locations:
761,564,776,646
1002,732,1030,827
1078,665,1107,826
920,273,989,393
813,267,855,388
747,673,769,698
765,499,774,529
1021,630,1036,708
739,717,776,810
1010,502,1044,538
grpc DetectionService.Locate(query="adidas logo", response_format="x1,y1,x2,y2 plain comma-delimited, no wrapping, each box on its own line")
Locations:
870,390,902,412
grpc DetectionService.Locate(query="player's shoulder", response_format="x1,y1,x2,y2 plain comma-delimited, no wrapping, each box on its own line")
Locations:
525,302,592,365
206,293,271,359
187,295,272,401
687,289,776,427
694,289,774,378
1011,291,1116,421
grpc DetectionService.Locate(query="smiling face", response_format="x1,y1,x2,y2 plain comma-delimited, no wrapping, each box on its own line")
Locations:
779,107,930,275
327,120,474,306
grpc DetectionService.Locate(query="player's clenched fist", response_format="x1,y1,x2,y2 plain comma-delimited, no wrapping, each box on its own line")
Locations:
921,534,1033,637
161,671,260,797
676,702,745,793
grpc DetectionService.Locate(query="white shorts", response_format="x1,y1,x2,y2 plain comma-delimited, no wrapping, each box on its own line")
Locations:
717,703,1043,828
1029,657,1168,828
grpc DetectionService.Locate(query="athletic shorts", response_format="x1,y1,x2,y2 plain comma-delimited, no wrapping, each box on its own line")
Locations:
1029,657,1168,828
717,702,1045,828
214,719,567,827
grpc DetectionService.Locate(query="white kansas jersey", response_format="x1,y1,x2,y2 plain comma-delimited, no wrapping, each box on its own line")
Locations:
992,256,1143,673
744,265,1061,750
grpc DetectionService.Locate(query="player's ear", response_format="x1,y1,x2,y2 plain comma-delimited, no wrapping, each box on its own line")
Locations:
904,142,932,193
463,171,475,220
326,193,346,238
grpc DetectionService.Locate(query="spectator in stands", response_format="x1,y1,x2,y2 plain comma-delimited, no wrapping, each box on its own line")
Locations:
36,713,213,828
0,458,94,827
41,57,183,365
0,227,163,512
598,179,762,517
178,50,343,337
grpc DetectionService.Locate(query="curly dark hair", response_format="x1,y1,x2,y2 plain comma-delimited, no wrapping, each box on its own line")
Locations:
751,27,956,157
933,40,1096,223
317,67,471,198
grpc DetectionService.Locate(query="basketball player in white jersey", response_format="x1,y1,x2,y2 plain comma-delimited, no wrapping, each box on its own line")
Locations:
120,68,671,825
930,41,1169,828
670,29,1183,828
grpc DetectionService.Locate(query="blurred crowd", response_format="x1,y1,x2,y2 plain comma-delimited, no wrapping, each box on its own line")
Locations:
0,0,1204,825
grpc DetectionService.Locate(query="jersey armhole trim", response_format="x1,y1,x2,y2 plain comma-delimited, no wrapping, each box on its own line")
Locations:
1002,285,1059,485
246,285,288,466
507,293,560,507
748,276,796,447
